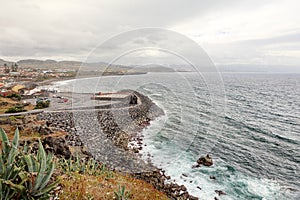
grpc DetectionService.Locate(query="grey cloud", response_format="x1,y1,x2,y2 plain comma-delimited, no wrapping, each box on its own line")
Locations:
236,33,300,46
0,0,299,68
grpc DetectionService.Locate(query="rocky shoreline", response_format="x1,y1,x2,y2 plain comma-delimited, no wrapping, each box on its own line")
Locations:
2,90,198,199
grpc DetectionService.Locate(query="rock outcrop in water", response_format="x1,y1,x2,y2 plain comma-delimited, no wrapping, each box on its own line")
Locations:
193,154,213,168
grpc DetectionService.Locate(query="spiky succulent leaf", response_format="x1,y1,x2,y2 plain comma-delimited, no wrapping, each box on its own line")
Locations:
23,142,28,153
37,160,55,191
18,171,30,185
3,179,26,193
0,155,4,174
0,128,10,156
12,128,19,149
32,140,47,191
32,179,59,197
0,128,57,199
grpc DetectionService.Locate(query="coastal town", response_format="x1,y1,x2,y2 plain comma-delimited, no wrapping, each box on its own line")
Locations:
0,62,75,94
0,62,76,114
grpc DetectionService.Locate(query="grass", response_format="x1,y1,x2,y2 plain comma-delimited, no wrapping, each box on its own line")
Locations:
0,97,18,114
0,96,35,114
55,157,169,200
114,185,131,200
0,124,40,140
0,123,67,149
24,104,35,111
57,170,169,200
0,117,44,138
0,96,17,104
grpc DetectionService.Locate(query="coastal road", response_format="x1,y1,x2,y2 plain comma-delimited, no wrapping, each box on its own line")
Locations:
26,92,115,111
0,110,44,118
0,92,140,117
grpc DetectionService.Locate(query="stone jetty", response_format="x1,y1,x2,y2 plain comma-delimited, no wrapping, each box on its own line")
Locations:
36,90,198,200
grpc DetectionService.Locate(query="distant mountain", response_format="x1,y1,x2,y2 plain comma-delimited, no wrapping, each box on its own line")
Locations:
0,59,13,66
0,59,180,73
16,59,82,69
131,64,175,73
1,58,299,73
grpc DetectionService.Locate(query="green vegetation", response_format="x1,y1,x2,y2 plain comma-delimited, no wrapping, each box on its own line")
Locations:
0,128,58,199
34,101,50,109
58,166,169,200
9,115,24,121
58,156,112,177
5,104,27,113
36,76,50,81
114,185,131,200
6,93,21,101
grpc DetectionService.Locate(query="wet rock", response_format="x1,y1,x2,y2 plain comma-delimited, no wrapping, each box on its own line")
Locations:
197,154,213,166
188,195,199,200
215,190,226,196
192,164,200,168
180,185,187,191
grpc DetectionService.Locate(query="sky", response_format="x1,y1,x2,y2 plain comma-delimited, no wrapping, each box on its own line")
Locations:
0,0,299,68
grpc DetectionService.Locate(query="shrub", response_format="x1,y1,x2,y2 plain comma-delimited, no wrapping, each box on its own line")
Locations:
0,128,58,199
58,156,110,176
114,185,131,200
5,105,27,113
7,93,21,101
35,101,50,109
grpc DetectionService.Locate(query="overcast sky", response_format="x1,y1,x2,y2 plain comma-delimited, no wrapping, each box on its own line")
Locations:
0,0,299,67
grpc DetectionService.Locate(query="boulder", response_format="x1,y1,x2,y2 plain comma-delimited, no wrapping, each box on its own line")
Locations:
197,154,213,166
43,136,71,159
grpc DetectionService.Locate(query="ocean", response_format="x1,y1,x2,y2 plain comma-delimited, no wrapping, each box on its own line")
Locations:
54,72,300,200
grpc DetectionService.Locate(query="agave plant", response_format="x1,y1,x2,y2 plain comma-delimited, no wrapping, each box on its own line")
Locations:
0,128,58,200
58,156,107,176
20,140,58,199
114,185,130,200
0,128,22,199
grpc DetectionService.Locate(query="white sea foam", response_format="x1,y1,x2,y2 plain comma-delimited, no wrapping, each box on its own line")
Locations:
139,117,292,200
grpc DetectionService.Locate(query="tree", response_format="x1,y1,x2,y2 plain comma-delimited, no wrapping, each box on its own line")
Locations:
4,63,10,73
11,63,18,72
13,63,18,72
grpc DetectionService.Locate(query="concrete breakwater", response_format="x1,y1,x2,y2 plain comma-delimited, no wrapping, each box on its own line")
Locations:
38,90,163,171
37,90,198,199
